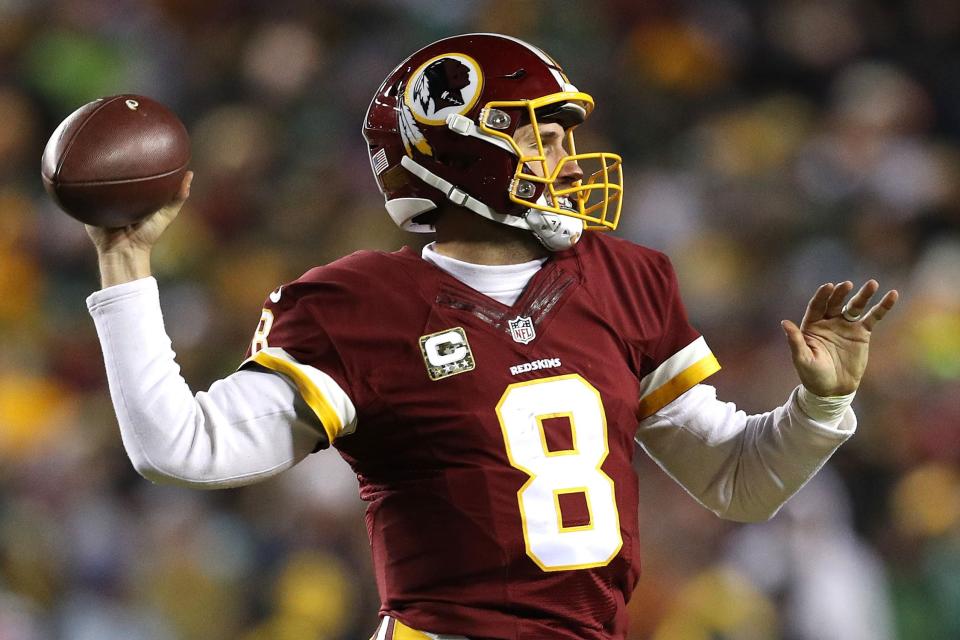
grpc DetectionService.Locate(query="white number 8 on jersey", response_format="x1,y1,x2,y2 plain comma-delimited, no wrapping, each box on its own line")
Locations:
496,374,623,571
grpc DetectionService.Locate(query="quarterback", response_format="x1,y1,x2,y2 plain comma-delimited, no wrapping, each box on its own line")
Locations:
84,34,897,639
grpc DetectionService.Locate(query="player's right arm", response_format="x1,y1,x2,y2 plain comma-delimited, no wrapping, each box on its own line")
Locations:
85,173,326,488
87,172,193,288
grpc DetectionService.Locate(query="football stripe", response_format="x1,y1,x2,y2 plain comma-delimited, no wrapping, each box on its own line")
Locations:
244,347,356,443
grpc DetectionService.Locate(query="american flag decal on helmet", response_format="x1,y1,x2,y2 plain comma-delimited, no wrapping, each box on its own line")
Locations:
371,148,389,175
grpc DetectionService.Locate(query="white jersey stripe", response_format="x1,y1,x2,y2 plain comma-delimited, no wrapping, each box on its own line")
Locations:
374,616,389,640
638,336,713,398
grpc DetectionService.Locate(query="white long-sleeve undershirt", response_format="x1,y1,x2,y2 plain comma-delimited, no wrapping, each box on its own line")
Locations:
87,278,323,489
88,263,855,521
635,384,854,521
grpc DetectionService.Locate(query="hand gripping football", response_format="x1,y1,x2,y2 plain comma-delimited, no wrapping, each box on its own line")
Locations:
41,94,190,228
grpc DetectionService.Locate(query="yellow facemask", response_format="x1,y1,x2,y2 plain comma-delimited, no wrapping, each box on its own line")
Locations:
478,92,623,231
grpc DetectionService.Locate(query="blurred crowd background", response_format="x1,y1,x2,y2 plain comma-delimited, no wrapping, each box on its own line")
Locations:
1,0,959,638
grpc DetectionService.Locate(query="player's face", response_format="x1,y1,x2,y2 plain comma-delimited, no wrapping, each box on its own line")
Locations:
513,122,584,187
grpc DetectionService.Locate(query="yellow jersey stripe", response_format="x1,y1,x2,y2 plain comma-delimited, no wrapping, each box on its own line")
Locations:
249,350,343,444
379,616,468,640
392,619,433,640
637,354,721,419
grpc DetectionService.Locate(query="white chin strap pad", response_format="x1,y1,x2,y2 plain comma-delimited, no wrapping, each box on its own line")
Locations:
396,156,584,251
525,209,584,252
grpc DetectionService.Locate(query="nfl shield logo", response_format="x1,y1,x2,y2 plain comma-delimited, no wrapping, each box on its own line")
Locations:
508,315,536,344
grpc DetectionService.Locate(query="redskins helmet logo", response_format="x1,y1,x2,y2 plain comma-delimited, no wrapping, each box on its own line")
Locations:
404,53,483,125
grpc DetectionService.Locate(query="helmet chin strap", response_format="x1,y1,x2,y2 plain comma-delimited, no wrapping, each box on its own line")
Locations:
399,155,584,252
524,201,584,252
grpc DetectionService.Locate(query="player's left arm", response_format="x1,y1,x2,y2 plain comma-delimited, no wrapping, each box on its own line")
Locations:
636,279,898,522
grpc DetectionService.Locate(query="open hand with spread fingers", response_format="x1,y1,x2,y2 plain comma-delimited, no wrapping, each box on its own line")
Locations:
781,280,899,397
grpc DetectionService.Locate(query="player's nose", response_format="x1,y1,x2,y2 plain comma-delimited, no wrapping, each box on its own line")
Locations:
556,156,583,185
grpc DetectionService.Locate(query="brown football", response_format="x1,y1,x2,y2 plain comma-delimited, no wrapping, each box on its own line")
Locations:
41,94,190,228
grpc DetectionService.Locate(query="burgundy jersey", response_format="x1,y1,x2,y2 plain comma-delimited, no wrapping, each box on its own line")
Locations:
242,233,719,639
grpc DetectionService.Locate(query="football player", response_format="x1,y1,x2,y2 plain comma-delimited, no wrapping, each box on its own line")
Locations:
85,34,898,639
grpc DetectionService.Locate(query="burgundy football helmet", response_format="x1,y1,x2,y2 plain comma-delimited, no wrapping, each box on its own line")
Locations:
363,33,622,251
